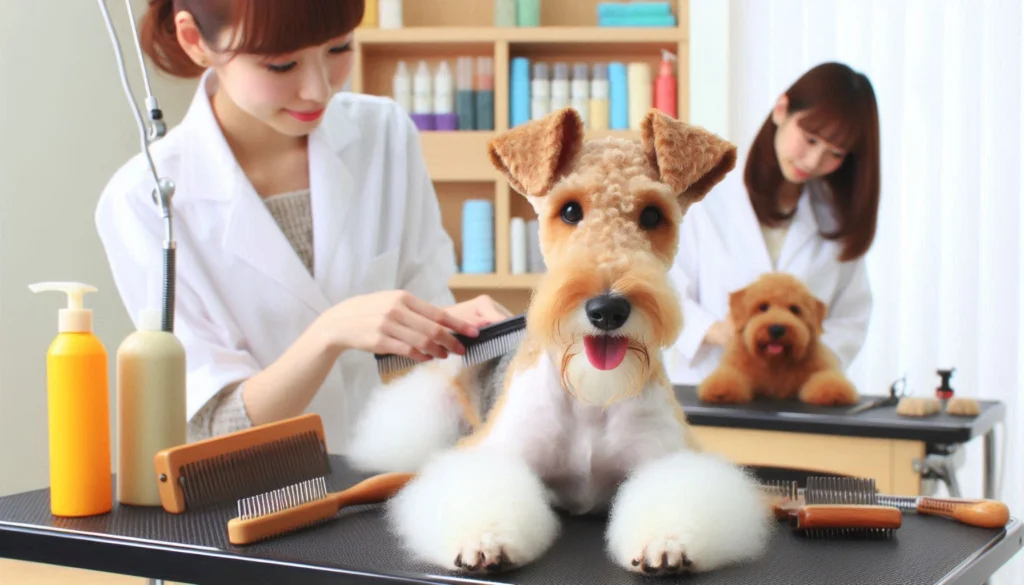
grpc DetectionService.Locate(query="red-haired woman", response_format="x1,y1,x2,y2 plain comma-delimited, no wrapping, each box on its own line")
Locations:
95,0,510,450
668,62,880,386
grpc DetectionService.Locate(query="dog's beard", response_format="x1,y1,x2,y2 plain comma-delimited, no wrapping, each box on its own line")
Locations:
559,336,650,407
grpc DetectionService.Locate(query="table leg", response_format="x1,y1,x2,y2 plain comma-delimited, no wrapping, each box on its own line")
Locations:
984,429,996,499
147,580,163,585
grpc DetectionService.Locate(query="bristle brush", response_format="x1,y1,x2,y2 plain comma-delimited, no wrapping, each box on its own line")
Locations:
374,313,526,376
227,472,415,545
153,413,331,514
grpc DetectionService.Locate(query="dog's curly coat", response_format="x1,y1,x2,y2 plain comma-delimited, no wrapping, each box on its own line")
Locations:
346,107,772,576
698,271,860,406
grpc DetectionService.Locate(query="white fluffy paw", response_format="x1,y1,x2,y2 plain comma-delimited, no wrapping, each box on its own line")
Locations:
606,451,771,573
628,535,694,576
386,446,560,573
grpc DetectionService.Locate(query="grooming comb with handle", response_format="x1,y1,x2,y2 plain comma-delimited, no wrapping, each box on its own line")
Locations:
763,476,1011,530
227,472,415,545
763,477,902,538
374,313,526,376
152,413,330,514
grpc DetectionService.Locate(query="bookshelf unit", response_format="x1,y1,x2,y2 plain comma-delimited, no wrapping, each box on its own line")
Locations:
352,0,690,313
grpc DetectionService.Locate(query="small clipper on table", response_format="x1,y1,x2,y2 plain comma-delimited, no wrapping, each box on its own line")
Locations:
374,313,527,376
152,413,330,514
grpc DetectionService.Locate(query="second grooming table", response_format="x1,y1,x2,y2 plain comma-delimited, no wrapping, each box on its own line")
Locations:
674,385,1005,497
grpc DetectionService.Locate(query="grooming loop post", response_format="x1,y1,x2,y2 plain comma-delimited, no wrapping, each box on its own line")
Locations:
95,0,177,333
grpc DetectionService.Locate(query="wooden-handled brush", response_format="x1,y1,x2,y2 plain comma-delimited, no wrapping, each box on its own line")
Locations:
152,413,330,514
875,494,1010,529
227,472,415,545
764,476,902,538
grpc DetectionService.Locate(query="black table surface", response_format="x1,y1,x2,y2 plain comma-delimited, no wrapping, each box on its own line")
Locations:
1,456,1021,585
673,385,1005,444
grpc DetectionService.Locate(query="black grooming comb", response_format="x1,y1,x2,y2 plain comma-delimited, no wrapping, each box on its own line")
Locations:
374,313,526,376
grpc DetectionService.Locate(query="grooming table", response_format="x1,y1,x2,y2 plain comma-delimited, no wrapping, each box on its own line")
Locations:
0,456,1021,585
674,385,1005,498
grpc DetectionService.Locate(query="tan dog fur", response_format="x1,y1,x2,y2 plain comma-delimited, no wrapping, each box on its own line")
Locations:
698,272,860,406
347,107,772,576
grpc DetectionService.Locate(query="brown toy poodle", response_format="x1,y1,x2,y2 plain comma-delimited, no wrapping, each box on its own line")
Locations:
697,272,860,407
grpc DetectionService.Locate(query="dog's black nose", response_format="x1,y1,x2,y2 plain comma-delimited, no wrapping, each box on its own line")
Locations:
768,324,786,339
586,294,631,331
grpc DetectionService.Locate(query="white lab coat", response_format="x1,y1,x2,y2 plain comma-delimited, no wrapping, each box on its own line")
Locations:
666,165,873,386
95,71,457,454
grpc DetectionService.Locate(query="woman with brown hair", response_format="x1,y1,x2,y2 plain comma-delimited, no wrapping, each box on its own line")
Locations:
668,61,880,386
94,0,511,452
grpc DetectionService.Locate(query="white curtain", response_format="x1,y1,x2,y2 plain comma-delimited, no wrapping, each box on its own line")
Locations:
705,1,1023,582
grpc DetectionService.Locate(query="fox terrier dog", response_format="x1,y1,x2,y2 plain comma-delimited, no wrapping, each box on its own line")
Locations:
346,107,772,575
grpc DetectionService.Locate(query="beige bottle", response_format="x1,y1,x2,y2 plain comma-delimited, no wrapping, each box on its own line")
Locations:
116,308,186,506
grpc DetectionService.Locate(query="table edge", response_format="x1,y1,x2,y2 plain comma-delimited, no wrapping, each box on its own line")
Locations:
0,520,498,585
2,517,1021,585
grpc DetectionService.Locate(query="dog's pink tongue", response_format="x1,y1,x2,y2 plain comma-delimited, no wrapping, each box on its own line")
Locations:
584,336,629,370
767,342,784,355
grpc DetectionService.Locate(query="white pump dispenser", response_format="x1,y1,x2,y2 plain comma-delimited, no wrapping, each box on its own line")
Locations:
28,281,97,333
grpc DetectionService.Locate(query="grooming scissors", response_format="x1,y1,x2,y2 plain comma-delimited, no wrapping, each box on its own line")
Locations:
846,374,907,415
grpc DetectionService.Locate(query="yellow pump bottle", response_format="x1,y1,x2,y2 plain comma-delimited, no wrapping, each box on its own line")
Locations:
29,281,112,517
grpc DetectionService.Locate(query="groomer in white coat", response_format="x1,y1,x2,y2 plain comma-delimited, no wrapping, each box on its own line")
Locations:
95,0,510,453
668,62,881,386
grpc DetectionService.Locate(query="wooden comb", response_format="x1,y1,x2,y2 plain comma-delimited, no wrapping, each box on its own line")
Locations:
153,413,330,514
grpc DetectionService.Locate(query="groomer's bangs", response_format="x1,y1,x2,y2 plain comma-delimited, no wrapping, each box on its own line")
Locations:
796,101,865,153
221,0,365,55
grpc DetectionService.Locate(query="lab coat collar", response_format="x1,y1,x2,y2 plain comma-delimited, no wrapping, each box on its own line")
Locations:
732,174,821,273
177,69,361,314
775,181,819,269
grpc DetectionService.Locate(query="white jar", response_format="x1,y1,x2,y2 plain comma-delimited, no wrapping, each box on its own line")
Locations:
380,0,403,29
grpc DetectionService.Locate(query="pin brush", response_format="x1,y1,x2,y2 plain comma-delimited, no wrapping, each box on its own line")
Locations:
762,476,1010,534
374,313,526,376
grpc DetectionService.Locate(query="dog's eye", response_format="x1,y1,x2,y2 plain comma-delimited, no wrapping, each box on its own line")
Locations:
560,202,583,225
638,206,662,229
790,305,801,315
759,303,770,312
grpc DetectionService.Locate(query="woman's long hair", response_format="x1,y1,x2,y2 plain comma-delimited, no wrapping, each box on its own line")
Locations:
745,62,881,261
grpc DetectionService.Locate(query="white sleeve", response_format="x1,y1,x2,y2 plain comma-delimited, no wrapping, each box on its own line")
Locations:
95,179,262,423
394,113,458,308
670,214,718,362
820,257,873,371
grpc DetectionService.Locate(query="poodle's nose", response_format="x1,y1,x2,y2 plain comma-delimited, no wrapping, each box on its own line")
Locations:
768,324,787,339
586,294,631,331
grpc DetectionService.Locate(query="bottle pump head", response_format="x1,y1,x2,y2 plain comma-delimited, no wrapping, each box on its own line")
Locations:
29,281,98,333
659,49,677,76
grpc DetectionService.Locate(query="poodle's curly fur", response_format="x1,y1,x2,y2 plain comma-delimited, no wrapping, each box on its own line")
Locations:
698,272,860,406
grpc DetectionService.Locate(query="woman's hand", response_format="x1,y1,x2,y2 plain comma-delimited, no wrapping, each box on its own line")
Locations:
317,291,480,362
445,294,515,328
705,315,736,347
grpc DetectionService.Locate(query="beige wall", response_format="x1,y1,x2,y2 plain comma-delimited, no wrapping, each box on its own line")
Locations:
0,0,195,496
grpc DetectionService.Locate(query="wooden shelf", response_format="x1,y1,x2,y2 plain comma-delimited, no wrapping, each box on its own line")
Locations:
356,27,685,46
450,273,543,290
353,0,689,313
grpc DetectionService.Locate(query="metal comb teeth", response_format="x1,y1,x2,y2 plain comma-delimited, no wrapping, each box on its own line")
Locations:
238,476,329,520
761,479,800,500
465,326,525,364
804,476,879,506
799,527,897,540
180,430,329,510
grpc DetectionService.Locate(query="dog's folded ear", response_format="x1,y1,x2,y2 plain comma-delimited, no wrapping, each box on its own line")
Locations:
641,109,737,202
487,107,585,198
728,288,748,332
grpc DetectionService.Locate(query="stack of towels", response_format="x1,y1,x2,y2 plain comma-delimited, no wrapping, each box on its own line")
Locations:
597,1,677,27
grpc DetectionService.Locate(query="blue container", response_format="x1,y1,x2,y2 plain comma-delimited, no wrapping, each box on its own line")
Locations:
461,200,495,273
510,57,532,127
608,62,629,130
